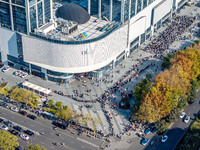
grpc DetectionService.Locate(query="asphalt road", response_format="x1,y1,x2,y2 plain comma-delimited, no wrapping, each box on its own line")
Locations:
0,105,104,150
144,90,200,150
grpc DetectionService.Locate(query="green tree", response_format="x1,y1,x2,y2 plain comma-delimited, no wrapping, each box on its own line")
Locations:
55,106,73,121
0,131,19,150
177,97,187,110
26,144,46,150
48,99,54,107
54,101,63,109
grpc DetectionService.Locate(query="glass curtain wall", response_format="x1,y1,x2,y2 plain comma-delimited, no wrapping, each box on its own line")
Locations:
112,0,121,22
137,0,142,13
143,0,147,8
37,2,43,27
101,0,110,20
0,2,11,29
124,0,129,22
44,0,51,22
130,0,135,17
90,0,98,15
12,0,25,6
29,5,37,32
12,6,27,33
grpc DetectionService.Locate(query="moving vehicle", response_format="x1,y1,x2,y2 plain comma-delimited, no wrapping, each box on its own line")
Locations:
0,125,8,131
19,110,27,116
184,116,190,123
161,135,168,143
27,114,37,120
24,130,34,136
53,121,68,129
142,138,150,145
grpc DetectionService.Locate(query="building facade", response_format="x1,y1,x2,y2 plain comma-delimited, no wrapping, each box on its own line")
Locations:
0,0,189,83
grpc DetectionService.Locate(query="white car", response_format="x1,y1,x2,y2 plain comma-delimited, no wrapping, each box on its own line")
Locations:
20,134,29,141
184,116,190,123
161,135,168,143
10,107,19,112
2,66,10,72
180,112,186,118
0,125,8,131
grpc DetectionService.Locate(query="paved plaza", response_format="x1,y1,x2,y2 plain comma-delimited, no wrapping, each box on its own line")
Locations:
0,1,200,150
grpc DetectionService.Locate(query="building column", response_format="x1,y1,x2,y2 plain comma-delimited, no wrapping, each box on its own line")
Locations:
36,3,39,28
25,0,30,34
110,0,113,21
41,68,47,79
141,0,143,10
138,35,141,46
112,59,116,69
88,0,91,14
121,0,125,24
9,0,14,31
98,0,101,19
50,0,53,20
42,0,45,23
29,64,32,74
135,0,138,14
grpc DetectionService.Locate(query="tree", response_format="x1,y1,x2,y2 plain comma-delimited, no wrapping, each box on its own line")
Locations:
54,101,63,109
26,144,46,150
12,86,17,90
0,131,19,150
55,106,73,121
146,74,152,80
48,99,54,107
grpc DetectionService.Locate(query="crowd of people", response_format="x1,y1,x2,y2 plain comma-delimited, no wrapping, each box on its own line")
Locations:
144,16,195,54
49,15,196,138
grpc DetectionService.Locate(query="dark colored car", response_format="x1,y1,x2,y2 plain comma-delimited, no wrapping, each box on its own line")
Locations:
27,114,37,120
151,127,158,133
15,146,22,150
13,126,23,132
19,110,27,116
4,121,14,127
53,121,68,129
0,117,3,123
24,130,34,136
10,130,19,136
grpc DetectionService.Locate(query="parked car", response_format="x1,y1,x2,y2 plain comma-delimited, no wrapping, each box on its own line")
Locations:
142,138,150,145
4,121,14,127
151,127,158,133
18,110,27,116
10,107,19,112
144,128,151,134
2,66,10,72
10,130,19,136
161,135,168,143
27,114,37,120
20,134,29,141
0,125,8,131
184,116,190,123
2,103,8,108
180,112,186,118
13,126,23,132
15,146,22,150
24,130,34,136
0,117,3,123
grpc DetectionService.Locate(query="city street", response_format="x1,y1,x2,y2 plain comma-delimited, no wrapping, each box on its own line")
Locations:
0,105,103,150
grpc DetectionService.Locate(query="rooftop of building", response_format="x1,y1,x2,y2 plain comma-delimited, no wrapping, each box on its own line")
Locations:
33,2,119,42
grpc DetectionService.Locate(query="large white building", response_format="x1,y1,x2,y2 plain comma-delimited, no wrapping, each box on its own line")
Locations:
0,0,188,82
